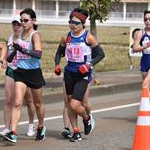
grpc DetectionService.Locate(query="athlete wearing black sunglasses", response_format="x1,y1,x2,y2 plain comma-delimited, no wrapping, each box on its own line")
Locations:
54,7,105,142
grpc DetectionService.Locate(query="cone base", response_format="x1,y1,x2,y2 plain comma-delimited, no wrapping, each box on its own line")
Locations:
133,126,150,150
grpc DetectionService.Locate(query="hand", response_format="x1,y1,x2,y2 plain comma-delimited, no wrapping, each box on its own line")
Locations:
6,50,17,63
13,43,23,52
145,41,150,48
79,63,90,74
2,60,7,69
55,65,61,76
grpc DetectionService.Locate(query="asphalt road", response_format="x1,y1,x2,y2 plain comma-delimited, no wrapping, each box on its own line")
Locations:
0,90,141,150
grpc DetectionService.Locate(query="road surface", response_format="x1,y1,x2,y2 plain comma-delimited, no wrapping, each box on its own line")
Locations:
0,90,141,150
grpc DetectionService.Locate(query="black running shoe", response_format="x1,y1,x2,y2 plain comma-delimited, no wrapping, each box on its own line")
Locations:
61,127,71,139
83,114,95,135
70,132,82,142
36,126,46,141
3,131,18,143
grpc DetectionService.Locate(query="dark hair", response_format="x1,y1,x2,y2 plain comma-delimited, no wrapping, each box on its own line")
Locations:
132,28,141,39
69,7,88,24
144,10,150,18
20,8,38,30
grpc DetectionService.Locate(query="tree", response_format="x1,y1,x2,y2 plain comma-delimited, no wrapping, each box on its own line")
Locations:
80,0,120,38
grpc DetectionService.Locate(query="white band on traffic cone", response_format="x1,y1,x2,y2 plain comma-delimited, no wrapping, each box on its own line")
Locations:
137,116,150,126
139,97,150,111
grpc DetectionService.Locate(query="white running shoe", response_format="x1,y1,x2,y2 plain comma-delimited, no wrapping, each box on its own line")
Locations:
27,124,35,136
0,128,10,136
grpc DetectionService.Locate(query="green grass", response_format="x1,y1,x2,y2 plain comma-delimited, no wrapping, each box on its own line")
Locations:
0,23,141,75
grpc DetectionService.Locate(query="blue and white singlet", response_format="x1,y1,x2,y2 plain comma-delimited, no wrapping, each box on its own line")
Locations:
65,30,91,72
140,29,150,72
17,30,41,69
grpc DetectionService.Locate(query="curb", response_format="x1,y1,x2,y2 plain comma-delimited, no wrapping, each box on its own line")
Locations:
41,81,142,105
0,81,142,110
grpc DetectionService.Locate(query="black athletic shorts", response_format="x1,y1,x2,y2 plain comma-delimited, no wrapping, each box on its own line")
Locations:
5,66,14,79
13,67,45,89
64,70,91,101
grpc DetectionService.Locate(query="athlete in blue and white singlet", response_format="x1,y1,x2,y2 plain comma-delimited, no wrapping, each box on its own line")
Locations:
54,8,105,142
133,10,150,94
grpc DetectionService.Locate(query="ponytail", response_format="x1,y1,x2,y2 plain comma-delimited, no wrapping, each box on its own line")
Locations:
33,24,38,30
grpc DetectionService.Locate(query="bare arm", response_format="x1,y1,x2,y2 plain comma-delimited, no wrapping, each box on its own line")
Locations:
0,42,7,70
32,32,42,51
0,42,7,61
86,32,98,47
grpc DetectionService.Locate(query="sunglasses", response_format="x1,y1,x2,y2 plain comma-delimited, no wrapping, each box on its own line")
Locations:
69,20,82,25
144,18,150,22
20,19,30,23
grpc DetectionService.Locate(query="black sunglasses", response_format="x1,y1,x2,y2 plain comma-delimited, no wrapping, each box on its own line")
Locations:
68,20,82,25
144,18,150,22
20,19,30,23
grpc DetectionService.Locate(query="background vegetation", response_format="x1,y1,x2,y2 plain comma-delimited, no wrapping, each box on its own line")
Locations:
0,23,141,78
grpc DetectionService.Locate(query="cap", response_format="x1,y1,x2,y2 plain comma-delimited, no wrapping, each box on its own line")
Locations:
11,15,21,24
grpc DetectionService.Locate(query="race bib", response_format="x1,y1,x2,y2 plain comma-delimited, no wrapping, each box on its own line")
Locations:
66,44,84,62
143,37,150,54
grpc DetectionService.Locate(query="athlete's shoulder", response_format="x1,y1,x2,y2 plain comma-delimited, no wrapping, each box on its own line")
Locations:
86,31,98,46
60,32,71,45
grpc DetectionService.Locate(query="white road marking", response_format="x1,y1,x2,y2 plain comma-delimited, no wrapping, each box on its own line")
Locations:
0,103,139,128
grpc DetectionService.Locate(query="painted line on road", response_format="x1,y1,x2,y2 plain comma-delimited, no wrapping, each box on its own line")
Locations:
0,102,140,128
92,102,139,113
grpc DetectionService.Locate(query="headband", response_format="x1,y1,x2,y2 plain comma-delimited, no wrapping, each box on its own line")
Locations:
72,12,87,23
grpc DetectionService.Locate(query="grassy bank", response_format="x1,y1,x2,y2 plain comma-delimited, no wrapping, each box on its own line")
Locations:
0,24,141,74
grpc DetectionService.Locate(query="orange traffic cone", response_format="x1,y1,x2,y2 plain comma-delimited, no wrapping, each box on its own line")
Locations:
133,87,150,150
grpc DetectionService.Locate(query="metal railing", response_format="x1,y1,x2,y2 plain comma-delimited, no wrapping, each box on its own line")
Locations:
109,12,143,20
0,9,144,26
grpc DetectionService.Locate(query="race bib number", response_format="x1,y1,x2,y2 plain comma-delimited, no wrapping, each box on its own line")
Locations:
66,44,84,62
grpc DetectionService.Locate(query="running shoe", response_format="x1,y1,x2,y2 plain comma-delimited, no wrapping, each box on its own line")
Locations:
3,131,18,143
83,114,95,135
36,126,46,141
61,127,71,139
70,132,82,142
0,128,10,136
27,124,35,136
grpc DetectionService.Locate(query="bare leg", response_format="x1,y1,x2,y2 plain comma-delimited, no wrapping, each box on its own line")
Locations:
62,83,70,128
4,76,15,131
142,70,150,89
31,88,45,128
24,88,35,124
11,82,27,132
31,88,46,141
83,84,91,115
141,71,147,80
24,88,35,136
69,98,89,130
